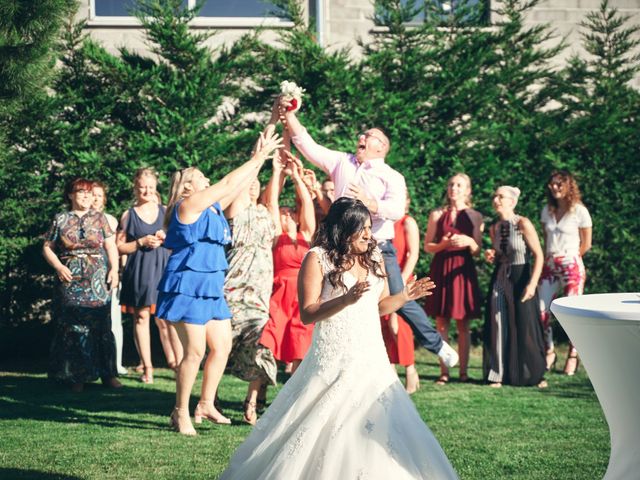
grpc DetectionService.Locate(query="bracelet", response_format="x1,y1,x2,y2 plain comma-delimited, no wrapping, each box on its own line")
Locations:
136,238,143,249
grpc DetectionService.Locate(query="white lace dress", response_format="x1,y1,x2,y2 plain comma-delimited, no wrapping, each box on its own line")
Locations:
220,247,458,480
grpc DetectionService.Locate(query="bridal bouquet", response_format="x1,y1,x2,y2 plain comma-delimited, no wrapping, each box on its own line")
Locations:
280,80,305,112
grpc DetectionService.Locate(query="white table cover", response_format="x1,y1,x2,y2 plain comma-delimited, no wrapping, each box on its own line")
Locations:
551,293,640,480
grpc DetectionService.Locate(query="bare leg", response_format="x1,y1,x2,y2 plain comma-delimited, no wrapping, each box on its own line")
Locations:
456,318,470,381
168,321,184,368
195,320,232,424
564,341,579,375
172,322,206,435
243,378,263,425
134,307,153,383
155,317,182,369
435,316,450,383
405,364,420,394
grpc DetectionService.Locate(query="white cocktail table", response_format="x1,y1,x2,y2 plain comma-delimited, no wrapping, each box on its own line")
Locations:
551,293,640,480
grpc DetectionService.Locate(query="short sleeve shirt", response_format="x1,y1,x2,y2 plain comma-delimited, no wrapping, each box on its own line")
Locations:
540,204,592,256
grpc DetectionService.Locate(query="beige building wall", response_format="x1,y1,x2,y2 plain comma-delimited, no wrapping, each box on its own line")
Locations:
78,1,640,87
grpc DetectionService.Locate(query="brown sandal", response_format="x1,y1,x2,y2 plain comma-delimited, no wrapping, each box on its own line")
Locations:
435,375,449,386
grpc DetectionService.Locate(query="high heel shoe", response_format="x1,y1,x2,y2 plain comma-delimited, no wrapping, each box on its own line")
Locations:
170,408,197,436
243,398,258,426
140,366,153,384
564,350,580,376
194,401,231,425
545,350,557,372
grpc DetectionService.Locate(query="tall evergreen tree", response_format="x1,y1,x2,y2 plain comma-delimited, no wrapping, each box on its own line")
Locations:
0,0,77,323
554,0,640,294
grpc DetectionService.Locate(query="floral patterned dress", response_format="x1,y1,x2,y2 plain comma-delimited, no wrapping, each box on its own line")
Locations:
45,210,117,384
224,203,278,385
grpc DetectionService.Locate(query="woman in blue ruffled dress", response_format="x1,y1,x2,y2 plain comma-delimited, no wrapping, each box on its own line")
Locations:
157,127,282,436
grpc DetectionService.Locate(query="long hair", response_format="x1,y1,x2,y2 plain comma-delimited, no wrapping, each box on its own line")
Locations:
313,197,385,292
546,170,582,212
164,167,200,230
443,172,473,208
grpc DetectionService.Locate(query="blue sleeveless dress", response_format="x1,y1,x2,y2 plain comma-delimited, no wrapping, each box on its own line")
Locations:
156,202,232,324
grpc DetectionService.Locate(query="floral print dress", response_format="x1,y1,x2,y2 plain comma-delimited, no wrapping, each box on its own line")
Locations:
224,203,278,385
45,210,117,384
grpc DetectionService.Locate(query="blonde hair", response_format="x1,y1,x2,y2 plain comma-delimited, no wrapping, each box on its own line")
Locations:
497,185,521,206
134,167,159,186
164,167,200,230
445,172,473,208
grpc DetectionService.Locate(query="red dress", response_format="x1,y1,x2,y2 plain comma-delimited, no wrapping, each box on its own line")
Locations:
380,215,416,367
424,208,481,320
260,233,313,362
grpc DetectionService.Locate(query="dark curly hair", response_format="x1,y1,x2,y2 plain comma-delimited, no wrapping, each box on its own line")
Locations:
313,197,385,292
546,170,583,212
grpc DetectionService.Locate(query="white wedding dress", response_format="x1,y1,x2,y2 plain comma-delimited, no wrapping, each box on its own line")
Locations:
220,247,458,480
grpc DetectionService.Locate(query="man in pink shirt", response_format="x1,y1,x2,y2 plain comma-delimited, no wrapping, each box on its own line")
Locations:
279,100,459,368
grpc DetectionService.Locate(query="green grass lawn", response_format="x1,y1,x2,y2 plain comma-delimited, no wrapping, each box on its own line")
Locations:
0,346,608,479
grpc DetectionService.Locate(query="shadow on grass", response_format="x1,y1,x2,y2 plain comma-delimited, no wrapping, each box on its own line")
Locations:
0,469,81,479
0,373,175,430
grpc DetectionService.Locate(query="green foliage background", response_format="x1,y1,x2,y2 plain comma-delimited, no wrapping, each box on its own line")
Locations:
0,0,638,338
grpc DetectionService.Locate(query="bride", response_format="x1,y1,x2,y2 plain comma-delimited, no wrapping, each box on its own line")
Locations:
221,197,458,479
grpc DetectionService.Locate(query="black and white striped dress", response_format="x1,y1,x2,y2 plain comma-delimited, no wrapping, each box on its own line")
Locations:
483,216,546,386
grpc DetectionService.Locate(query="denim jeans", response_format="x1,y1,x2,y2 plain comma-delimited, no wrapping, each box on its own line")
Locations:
379,240,443,354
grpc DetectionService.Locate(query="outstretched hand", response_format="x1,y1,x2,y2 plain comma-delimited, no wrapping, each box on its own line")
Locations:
343,280,371,306
283,150,304,178
253,125,283,161
403,276,436,301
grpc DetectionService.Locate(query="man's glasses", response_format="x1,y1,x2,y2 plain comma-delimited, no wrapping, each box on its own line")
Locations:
358,131,388,145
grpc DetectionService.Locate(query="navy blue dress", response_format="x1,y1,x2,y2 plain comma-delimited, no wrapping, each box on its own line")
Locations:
120,205,170,308
156,202,232,324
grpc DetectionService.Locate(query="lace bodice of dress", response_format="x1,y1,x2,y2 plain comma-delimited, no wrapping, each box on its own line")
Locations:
304,247,389,382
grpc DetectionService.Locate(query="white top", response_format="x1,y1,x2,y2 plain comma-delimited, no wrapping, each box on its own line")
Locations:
551,293,640,322
291,128,406,241
540,203,592,256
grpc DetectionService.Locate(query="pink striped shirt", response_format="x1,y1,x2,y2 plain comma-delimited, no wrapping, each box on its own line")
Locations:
291,128,406,241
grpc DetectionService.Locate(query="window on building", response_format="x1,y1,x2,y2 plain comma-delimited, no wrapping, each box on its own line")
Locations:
377,0,489,26
91,0,285,20
197,0,281,18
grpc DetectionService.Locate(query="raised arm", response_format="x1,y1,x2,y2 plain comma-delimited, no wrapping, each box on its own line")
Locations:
264,133,290,237
279,98,343,176
224,100,282,219
180,128,282,223
288,152,316,242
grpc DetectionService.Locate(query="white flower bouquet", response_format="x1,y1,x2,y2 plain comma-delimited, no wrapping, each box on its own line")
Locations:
280,80,305,112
